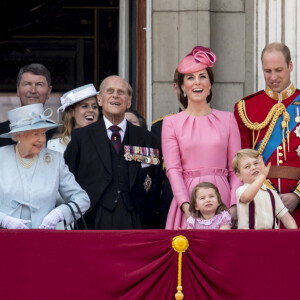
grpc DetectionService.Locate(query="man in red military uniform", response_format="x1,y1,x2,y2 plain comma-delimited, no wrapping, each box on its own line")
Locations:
234,42,300,225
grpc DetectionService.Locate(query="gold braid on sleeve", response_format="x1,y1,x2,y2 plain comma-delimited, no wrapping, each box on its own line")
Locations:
237,100,289,155
293,181,300,198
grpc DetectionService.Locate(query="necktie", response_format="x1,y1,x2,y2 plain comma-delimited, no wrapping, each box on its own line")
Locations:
109,125,121,152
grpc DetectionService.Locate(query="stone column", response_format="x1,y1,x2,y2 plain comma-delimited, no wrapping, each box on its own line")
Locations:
151,0,210,120
255,0,299,90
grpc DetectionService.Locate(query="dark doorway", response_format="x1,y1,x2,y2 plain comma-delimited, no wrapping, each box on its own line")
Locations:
0,0,119,93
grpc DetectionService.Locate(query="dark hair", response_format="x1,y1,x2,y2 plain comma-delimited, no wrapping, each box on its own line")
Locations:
189,182,228,218
125,108,147,129
173,68,185,105
177,67,214,109
173,68,179,84
17,63,51,86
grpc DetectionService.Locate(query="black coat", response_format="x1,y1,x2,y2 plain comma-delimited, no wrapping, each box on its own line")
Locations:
151,117,174,228
0,121,14,147
64,118,162,229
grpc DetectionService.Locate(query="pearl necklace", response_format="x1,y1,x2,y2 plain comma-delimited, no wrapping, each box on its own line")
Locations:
15,146,37,168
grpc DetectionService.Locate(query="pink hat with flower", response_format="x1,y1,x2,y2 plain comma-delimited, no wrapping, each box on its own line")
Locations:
177,46,216,74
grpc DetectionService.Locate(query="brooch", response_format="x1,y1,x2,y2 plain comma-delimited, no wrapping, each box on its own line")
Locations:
144,174,152,192
44,152,52,165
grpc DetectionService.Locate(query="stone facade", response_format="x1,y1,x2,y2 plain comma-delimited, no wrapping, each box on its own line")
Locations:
151,0,300,121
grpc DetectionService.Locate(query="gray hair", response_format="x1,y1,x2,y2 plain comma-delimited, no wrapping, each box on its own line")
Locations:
99,75,132,97
11,131,24,142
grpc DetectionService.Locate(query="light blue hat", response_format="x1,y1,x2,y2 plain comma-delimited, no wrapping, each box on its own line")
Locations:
0,103,60,138
58,83,99,113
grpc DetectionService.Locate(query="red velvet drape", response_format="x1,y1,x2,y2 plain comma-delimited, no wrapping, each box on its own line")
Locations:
1,229,299,300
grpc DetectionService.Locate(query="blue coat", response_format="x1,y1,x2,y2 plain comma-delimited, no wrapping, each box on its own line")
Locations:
0,145,90,228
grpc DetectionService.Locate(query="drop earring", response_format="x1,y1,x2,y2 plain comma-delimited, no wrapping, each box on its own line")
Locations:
183,91,186,97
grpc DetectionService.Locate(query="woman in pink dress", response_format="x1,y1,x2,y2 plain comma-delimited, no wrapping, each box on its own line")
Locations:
162,46,241,229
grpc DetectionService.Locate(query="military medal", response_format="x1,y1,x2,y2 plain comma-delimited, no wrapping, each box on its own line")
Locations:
295,107,300,123
137,154,143,162
124,152,132,161
123,145,160,165
124,146,133,161
143,174,152,192
149,147,160,165
143,156,152,164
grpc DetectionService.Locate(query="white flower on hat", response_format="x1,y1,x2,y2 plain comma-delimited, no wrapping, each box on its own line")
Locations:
59,91,76,112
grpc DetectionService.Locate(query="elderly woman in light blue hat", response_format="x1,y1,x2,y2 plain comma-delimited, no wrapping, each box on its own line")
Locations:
47,83,99,153
0,103,90,229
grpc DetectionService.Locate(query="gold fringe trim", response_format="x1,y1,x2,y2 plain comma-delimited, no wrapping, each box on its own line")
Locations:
293,182,300,198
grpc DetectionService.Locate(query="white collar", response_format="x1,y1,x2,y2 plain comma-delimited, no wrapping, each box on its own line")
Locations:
103,115,127,133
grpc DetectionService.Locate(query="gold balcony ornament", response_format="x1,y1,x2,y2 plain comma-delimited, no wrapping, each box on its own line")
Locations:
172,235,189,300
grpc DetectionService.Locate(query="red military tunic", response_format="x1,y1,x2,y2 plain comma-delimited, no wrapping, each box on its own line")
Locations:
234,84,300,224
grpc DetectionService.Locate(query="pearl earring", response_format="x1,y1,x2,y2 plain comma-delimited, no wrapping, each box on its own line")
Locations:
183,91,186,97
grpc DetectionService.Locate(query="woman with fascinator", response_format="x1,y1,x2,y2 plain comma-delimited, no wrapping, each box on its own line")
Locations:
162,46,241,229
47,84,100,153
0,103,90,229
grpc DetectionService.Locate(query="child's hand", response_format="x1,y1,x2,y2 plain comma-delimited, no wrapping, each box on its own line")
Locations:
181,202,191,218
258,155,271,178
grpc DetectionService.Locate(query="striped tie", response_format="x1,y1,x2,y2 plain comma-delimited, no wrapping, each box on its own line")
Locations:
109,125,121,152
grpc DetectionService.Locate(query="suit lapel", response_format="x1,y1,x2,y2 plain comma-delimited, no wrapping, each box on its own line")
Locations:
127,122,145,189
89,119,112,175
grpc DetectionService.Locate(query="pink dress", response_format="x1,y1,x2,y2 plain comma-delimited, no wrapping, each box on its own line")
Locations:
186,211,232,229
162,110,241,229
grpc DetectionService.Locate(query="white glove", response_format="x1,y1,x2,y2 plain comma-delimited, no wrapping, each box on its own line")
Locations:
1,215,31,229
39,208,64,229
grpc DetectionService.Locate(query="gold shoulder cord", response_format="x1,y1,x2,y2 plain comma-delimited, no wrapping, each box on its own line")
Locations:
237,100,290,158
